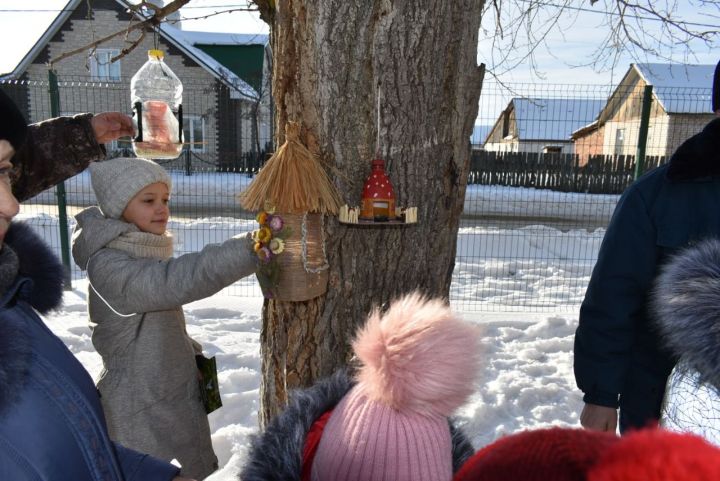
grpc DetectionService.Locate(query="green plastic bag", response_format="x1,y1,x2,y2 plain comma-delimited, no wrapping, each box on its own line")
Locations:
196,355,222,414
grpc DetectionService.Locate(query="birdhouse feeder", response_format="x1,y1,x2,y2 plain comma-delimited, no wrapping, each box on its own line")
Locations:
239,122,342,301
360,158,396,221
339,156,418,226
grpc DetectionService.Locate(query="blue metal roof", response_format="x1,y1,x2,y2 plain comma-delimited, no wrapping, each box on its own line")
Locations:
512,98,605,141
634,63,714,114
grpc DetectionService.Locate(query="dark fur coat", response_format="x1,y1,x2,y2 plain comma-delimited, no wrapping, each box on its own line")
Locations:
0,222,63,413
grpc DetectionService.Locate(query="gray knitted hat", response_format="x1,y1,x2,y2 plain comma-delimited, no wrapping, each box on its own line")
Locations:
90,157,172,219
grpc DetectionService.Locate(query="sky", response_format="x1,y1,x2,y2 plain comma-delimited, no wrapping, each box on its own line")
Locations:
476,1,719,85
0,1,717,84
22,177,609,479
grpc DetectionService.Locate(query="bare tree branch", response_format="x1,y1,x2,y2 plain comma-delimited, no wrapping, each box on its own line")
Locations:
480,0,720,81
48,0,192,67
170,7,258,24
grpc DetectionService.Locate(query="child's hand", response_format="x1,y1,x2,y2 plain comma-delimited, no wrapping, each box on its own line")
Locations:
91,112,134,143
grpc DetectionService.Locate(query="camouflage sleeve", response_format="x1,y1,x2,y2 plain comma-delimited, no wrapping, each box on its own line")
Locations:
12,113,106,202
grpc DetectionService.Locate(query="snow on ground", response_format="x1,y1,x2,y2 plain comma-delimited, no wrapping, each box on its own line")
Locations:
46,282,585,480
26,181,613,479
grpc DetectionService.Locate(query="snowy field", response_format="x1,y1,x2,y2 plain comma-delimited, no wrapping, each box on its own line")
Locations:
22,175,617,480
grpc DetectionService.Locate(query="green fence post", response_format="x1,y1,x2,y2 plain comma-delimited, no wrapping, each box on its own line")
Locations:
48,69,72,291
633,85,653,180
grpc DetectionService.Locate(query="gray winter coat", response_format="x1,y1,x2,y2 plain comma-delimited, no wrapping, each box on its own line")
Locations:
653,238,720,447
72,206,258,480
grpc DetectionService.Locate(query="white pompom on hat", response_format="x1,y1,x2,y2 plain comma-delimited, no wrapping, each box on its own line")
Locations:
90,157,171,219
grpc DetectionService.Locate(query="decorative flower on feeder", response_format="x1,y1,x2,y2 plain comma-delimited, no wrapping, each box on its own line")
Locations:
360,158,396,222
239,122,342,301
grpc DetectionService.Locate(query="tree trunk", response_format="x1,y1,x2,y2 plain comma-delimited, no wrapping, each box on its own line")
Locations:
254,0,485,427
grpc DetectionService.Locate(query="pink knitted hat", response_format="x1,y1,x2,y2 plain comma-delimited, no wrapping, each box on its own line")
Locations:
311,293,483,481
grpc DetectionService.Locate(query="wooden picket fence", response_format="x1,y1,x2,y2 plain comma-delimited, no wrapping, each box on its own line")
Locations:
468,150,668,194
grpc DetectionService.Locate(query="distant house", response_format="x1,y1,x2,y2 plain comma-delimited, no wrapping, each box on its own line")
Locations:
483,98,604,155
470,124,492,150
572,63,715,165
0,0,271,170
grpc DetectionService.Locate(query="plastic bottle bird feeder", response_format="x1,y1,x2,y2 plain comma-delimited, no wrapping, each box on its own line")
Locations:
131,49,184,159
339,157,418,226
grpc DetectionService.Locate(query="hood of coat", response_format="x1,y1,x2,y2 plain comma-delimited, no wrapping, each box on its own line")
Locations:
653,238,720,390
666,117,720,181
0,221,64,414
239,369,475,481
71,206,136,270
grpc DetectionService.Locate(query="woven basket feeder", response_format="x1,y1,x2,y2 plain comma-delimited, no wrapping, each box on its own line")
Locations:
239,122,341,301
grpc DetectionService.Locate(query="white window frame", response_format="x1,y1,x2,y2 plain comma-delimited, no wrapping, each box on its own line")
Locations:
614,128,625,155
183,115,206,153
90,49,121,82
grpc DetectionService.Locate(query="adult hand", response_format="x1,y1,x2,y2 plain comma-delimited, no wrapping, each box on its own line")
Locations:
172,477,196,481
580,402,618,433
90,112,134,143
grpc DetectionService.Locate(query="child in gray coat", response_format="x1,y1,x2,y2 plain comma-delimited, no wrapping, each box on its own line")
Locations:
71,157,258,480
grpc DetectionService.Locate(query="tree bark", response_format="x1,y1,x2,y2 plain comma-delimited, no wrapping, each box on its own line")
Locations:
255,0,485,427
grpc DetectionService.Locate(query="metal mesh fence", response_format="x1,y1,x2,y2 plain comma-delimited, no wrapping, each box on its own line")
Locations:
458,79,713,311
4,76,716,311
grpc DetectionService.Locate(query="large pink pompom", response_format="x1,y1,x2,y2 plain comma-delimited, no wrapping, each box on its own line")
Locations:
353,292,483,417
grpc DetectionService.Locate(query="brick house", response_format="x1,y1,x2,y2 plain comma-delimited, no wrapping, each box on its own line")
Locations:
571,63,715,166
0,0,271,171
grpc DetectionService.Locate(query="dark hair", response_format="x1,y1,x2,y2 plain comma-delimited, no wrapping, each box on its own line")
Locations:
0,89,27,150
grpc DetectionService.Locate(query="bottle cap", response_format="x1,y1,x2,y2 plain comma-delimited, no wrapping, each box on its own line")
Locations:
148,49,164,59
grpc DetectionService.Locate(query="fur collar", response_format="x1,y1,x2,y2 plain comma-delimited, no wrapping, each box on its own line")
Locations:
666,118,720,181
0,221,64,414
653,238,720,389
3,221,64,313
239,370,475,481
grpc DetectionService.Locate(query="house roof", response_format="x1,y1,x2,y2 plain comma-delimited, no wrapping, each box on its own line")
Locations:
507,98,605,142
471,124,492,145
582,63,716,132
633,63,714,114
155,22,259,99
177,31,269,92
0,0,79,78
173,30,268,47
0,0,261,99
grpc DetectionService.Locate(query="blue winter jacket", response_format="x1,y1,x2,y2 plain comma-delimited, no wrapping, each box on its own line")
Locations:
0,222,179,481
574,117,720,427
